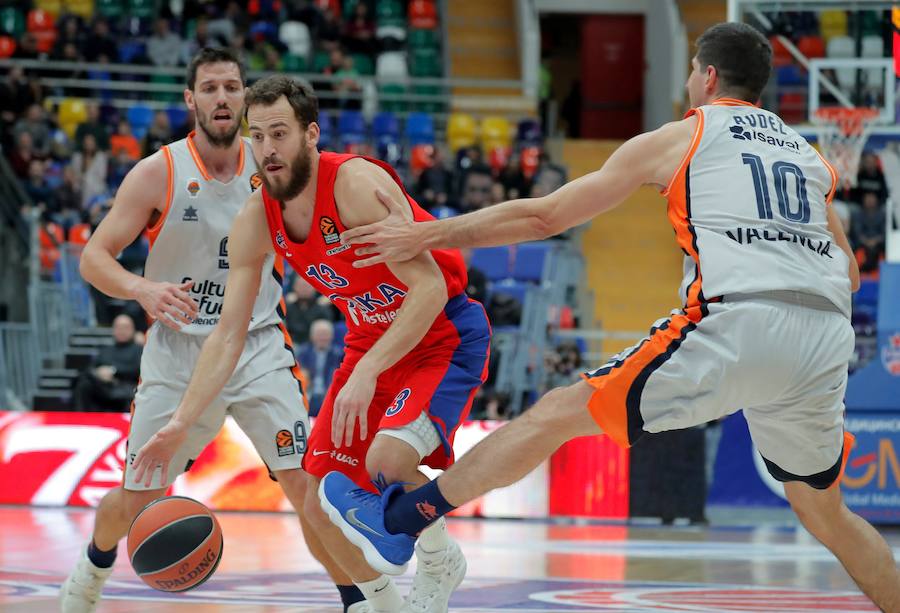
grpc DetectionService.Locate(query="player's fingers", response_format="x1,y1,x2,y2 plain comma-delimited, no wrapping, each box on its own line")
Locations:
167,297,196,320
331,404,345,447
352,254,387,268
144,460,154,488
161,461,169,487
172,290,199,314
178,281,195,291
132,455,145,483
340,227,374,245
344,408,356,447
359,411,368,441
157,313,183,331
354,246,377,257
161,304,192,325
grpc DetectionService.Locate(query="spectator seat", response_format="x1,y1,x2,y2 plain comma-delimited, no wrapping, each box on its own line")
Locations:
513,242,551,282
471,246,512,281
405,112,434,145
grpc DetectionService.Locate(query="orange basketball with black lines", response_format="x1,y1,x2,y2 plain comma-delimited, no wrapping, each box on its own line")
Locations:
127,496,223,592
275,429,293,448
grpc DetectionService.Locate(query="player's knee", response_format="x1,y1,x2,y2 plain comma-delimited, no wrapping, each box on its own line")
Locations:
784,481,844,540
303,480,330,527
274,468,309,502
366,435,421,484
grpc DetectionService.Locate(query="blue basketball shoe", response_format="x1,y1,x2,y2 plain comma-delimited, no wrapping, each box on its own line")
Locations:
319,471,415,575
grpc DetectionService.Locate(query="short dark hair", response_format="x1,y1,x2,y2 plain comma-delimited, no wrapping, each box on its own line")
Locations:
696,22,772,102
187,47,245,91
245,75,319,129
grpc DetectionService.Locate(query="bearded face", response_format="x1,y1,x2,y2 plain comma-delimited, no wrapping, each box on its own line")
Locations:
196,102,243,148
259,134,313,205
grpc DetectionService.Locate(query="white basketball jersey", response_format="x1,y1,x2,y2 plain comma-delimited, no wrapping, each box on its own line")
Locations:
663,99,851,318
144,133,283,336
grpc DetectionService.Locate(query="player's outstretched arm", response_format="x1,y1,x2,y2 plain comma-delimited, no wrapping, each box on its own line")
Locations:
131,193,272,486
80,151,199,330
341,118,696,267
330,160,450,448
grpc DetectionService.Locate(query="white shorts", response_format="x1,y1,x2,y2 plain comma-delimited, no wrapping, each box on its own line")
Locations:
583,290,855,489
124,323,309,491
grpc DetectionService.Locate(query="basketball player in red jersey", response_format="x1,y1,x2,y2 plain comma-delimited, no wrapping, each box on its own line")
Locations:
61,49,369,613
131,75,491,612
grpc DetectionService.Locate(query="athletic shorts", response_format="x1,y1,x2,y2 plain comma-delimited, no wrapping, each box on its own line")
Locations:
124,323,309,491
583,290,855,489
303,295,491,487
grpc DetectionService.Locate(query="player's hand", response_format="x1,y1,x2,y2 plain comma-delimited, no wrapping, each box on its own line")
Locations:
132,421,188,488
340,188,422,268
135,279,199,330
332,369,377,448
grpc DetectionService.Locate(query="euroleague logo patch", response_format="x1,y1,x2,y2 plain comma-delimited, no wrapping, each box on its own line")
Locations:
249,172,262,192
319,216,340,245
385,388,411,417
275,429,295,456
275,230,288,251
186,178,201,198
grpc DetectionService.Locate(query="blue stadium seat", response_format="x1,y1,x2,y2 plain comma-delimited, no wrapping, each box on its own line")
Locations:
405,112,434,145
338,110,366,145
126,105,154,139
333,320,348,348
430,206,458,219
776,64,806,86
855,278,879,309
317,110,333,150
516,118,542,148
491,278,529,305
118,40,145,63
166,106,188,131
373,111,400,144
513,242,550,282
470,246,511,281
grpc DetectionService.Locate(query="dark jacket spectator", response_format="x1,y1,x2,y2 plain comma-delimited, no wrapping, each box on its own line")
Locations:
461,248,488,306
342,2,376,55
318,7,343,52
23,159,56,210
73,315,143,412
295,319,343,416
13,104,52,157
8,131,41,179
142,111,172,157
285,276,335,344
416,148,453,209
75,103,111,151
0,67,38,128
851,191,886,273
852,153,889,205
83,19,119,63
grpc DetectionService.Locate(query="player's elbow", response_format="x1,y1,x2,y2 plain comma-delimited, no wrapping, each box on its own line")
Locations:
532,196,566,239
78,241,101,285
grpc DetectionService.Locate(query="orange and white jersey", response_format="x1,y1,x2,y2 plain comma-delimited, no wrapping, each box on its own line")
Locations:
144,132,283,335
663,99,851,319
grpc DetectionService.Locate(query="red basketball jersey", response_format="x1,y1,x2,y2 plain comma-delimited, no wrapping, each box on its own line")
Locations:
261,152,469,353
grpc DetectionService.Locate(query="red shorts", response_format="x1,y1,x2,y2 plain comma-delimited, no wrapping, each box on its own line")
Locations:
303,296,491,488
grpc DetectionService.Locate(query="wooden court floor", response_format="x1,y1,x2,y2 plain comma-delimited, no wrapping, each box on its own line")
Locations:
0,505,889,612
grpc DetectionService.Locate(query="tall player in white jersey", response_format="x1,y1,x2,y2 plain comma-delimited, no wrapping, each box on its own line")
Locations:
319,23,900,610
60,49,371,613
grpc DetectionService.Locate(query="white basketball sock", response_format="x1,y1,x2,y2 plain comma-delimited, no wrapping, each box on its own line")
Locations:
417,517,450,553
355,575,403,612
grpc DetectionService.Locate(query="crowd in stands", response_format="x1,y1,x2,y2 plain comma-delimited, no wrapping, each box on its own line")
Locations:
1,0,577,416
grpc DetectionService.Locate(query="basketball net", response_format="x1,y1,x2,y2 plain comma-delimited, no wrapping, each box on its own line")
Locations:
814,107,880,190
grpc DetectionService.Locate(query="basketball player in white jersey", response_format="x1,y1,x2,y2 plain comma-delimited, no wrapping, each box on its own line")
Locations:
320,23,900,611
60,49,371,613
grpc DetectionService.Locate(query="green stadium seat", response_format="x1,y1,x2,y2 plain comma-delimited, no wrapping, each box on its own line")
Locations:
413,84,443,113
410,47,441,77
126,0,155,19
283,53,308,73
151,73,180,103
408,28,438,49
379,83,406,112
351,53,374,75
95,0,123,19
0,8,25,37
312,49,331,72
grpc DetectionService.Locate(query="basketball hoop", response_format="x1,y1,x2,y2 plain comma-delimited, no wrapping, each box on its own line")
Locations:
813,107,880,190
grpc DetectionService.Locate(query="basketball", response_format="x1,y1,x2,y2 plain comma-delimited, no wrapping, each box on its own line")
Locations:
127,496,223,592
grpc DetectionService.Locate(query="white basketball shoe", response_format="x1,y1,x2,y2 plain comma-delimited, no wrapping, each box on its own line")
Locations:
403,540,467,613
59,548,114,613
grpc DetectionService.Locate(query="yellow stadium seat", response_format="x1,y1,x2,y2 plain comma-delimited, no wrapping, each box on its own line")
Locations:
446,112,477,152
64,0,94,19
819,10,847,43
34,0,62,18
58,98,87,139
480,115,512,152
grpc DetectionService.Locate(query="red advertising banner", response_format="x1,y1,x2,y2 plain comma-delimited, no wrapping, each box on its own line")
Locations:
0,412,629,518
